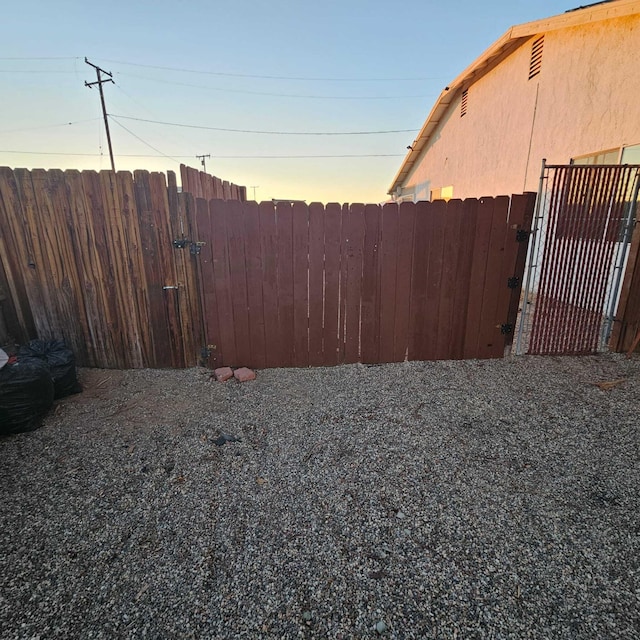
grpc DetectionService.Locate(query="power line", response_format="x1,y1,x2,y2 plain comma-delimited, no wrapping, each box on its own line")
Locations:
108,117,182,165
0,56,81,60
0,150,404,159
110,114,417,136
0,70,80,74
116,71,436,100
96,57,447,83
0,118,100,134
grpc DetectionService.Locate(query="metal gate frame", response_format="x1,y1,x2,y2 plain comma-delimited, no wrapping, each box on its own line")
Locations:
515,160,640,355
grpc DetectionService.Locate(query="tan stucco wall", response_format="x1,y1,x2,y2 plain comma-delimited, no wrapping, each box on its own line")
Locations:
401,14,640,200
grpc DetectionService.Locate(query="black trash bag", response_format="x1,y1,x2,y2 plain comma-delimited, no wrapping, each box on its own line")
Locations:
18,340,82,399
0,357,55,435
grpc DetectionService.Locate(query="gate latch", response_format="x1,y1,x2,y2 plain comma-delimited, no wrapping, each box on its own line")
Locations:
173,237,206,255
516,229,529,242
507,276,521,289
500,324,514,335
190,241,205,256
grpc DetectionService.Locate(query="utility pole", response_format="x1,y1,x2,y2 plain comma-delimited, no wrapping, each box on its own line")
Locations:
250,185,259,201
84,57,116,173
196,154,211,173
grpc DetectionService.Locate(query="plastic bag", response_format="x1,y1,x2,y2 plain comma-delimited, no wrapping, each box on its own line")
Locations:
18,340,82,399
0,357,55,435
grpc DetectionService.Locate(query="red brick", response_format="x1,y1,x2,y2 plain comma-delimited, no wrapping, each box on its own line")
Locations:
214,366,234,382
234,367,256,382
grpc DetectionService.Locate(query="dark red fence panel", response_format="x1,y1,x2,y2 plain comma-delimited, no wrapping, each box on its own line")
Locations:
196,196,535,369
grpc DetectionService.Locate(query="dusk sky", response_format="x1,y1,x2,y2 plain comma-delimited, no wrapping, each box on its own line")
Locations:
2,0,576,203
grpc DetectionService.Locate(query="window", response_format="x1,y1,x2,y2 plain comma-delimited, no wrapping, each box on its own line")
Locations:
572,148,620,165
529,36,544,80
460,89,468,117
621,143,640,164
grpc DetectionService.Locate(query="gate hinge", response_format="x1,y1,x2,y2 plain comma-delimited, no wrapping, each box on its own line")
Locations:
500,324,514,335
507,276,521,289
516,229,529,242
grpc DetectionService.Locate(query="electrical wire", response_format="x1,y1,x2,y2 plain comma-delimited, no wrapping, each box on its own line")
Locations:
97,57,446,83
0,118,100,134
115,71,435,100
0,56,81,60
0,150,404,159
109,114,417,136
108,117,182,165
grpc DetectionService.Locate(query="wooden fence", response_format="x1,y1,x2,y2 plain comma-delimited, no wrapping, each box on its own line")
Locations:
180,164,246,201
0,167,243,368
0,165,537,369
196,195,536,368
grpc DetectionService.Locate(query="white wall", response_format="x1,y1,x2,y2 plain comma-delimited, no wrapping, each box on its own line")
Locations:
401,14,640,199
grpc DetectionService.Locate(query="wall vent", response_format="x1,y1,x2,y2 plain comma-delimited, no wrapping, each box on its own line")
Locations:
460,89,468,117
529,36,544,79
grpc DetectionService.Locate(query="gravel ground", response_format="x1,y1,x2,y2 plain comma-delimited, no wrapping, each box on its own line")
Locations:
1,354,639,639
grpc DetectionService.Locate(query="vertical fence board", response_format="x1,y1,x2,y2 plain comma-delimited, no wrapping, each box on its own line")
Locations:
477,196,510,359
424,200,447,360
195,197,221,367
379,203,399,362
276,202,295,367
435,199,464,360
149,172,184,368
244,201,267,369
226,199,252,366
308,203,325,366
323,203,342,366
344,204,365,363
292,202,310,367
210,199,238,366
408,201,431,361
463,197,495,359
361,204,382,364
260,201,281,367
393,202,416,362
168,174,197,366
449,198,479,359
134,171,171,367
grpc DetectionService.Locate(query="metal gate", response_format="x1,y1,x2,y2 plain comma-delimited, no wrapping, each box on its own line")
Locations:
516,162,640,355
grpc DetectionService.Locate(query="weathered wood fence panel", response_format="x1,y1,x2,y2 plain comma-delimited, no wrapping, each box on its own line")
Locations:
0,167,206,368
179,164,246,202
197,194,536,368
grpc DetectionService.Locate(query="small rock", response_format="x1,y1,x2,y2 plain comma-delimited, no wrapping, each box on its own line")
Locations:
234,367,256,382
214,432,242,447
396,511,406,519
214,367,233,382
375,620,387,634
302,610,312,621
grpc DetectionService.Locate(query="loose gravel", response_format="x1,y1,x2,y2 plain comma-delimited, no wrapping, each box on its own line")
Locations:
1,354,639,639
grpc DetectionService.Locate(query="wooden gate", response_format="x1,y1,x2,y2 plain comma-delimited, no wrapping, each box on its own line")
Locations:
194,194,536,368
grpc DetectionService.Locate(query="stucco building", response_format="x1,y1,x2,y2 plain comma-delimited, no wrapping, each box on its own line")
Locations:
389,0,640,202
